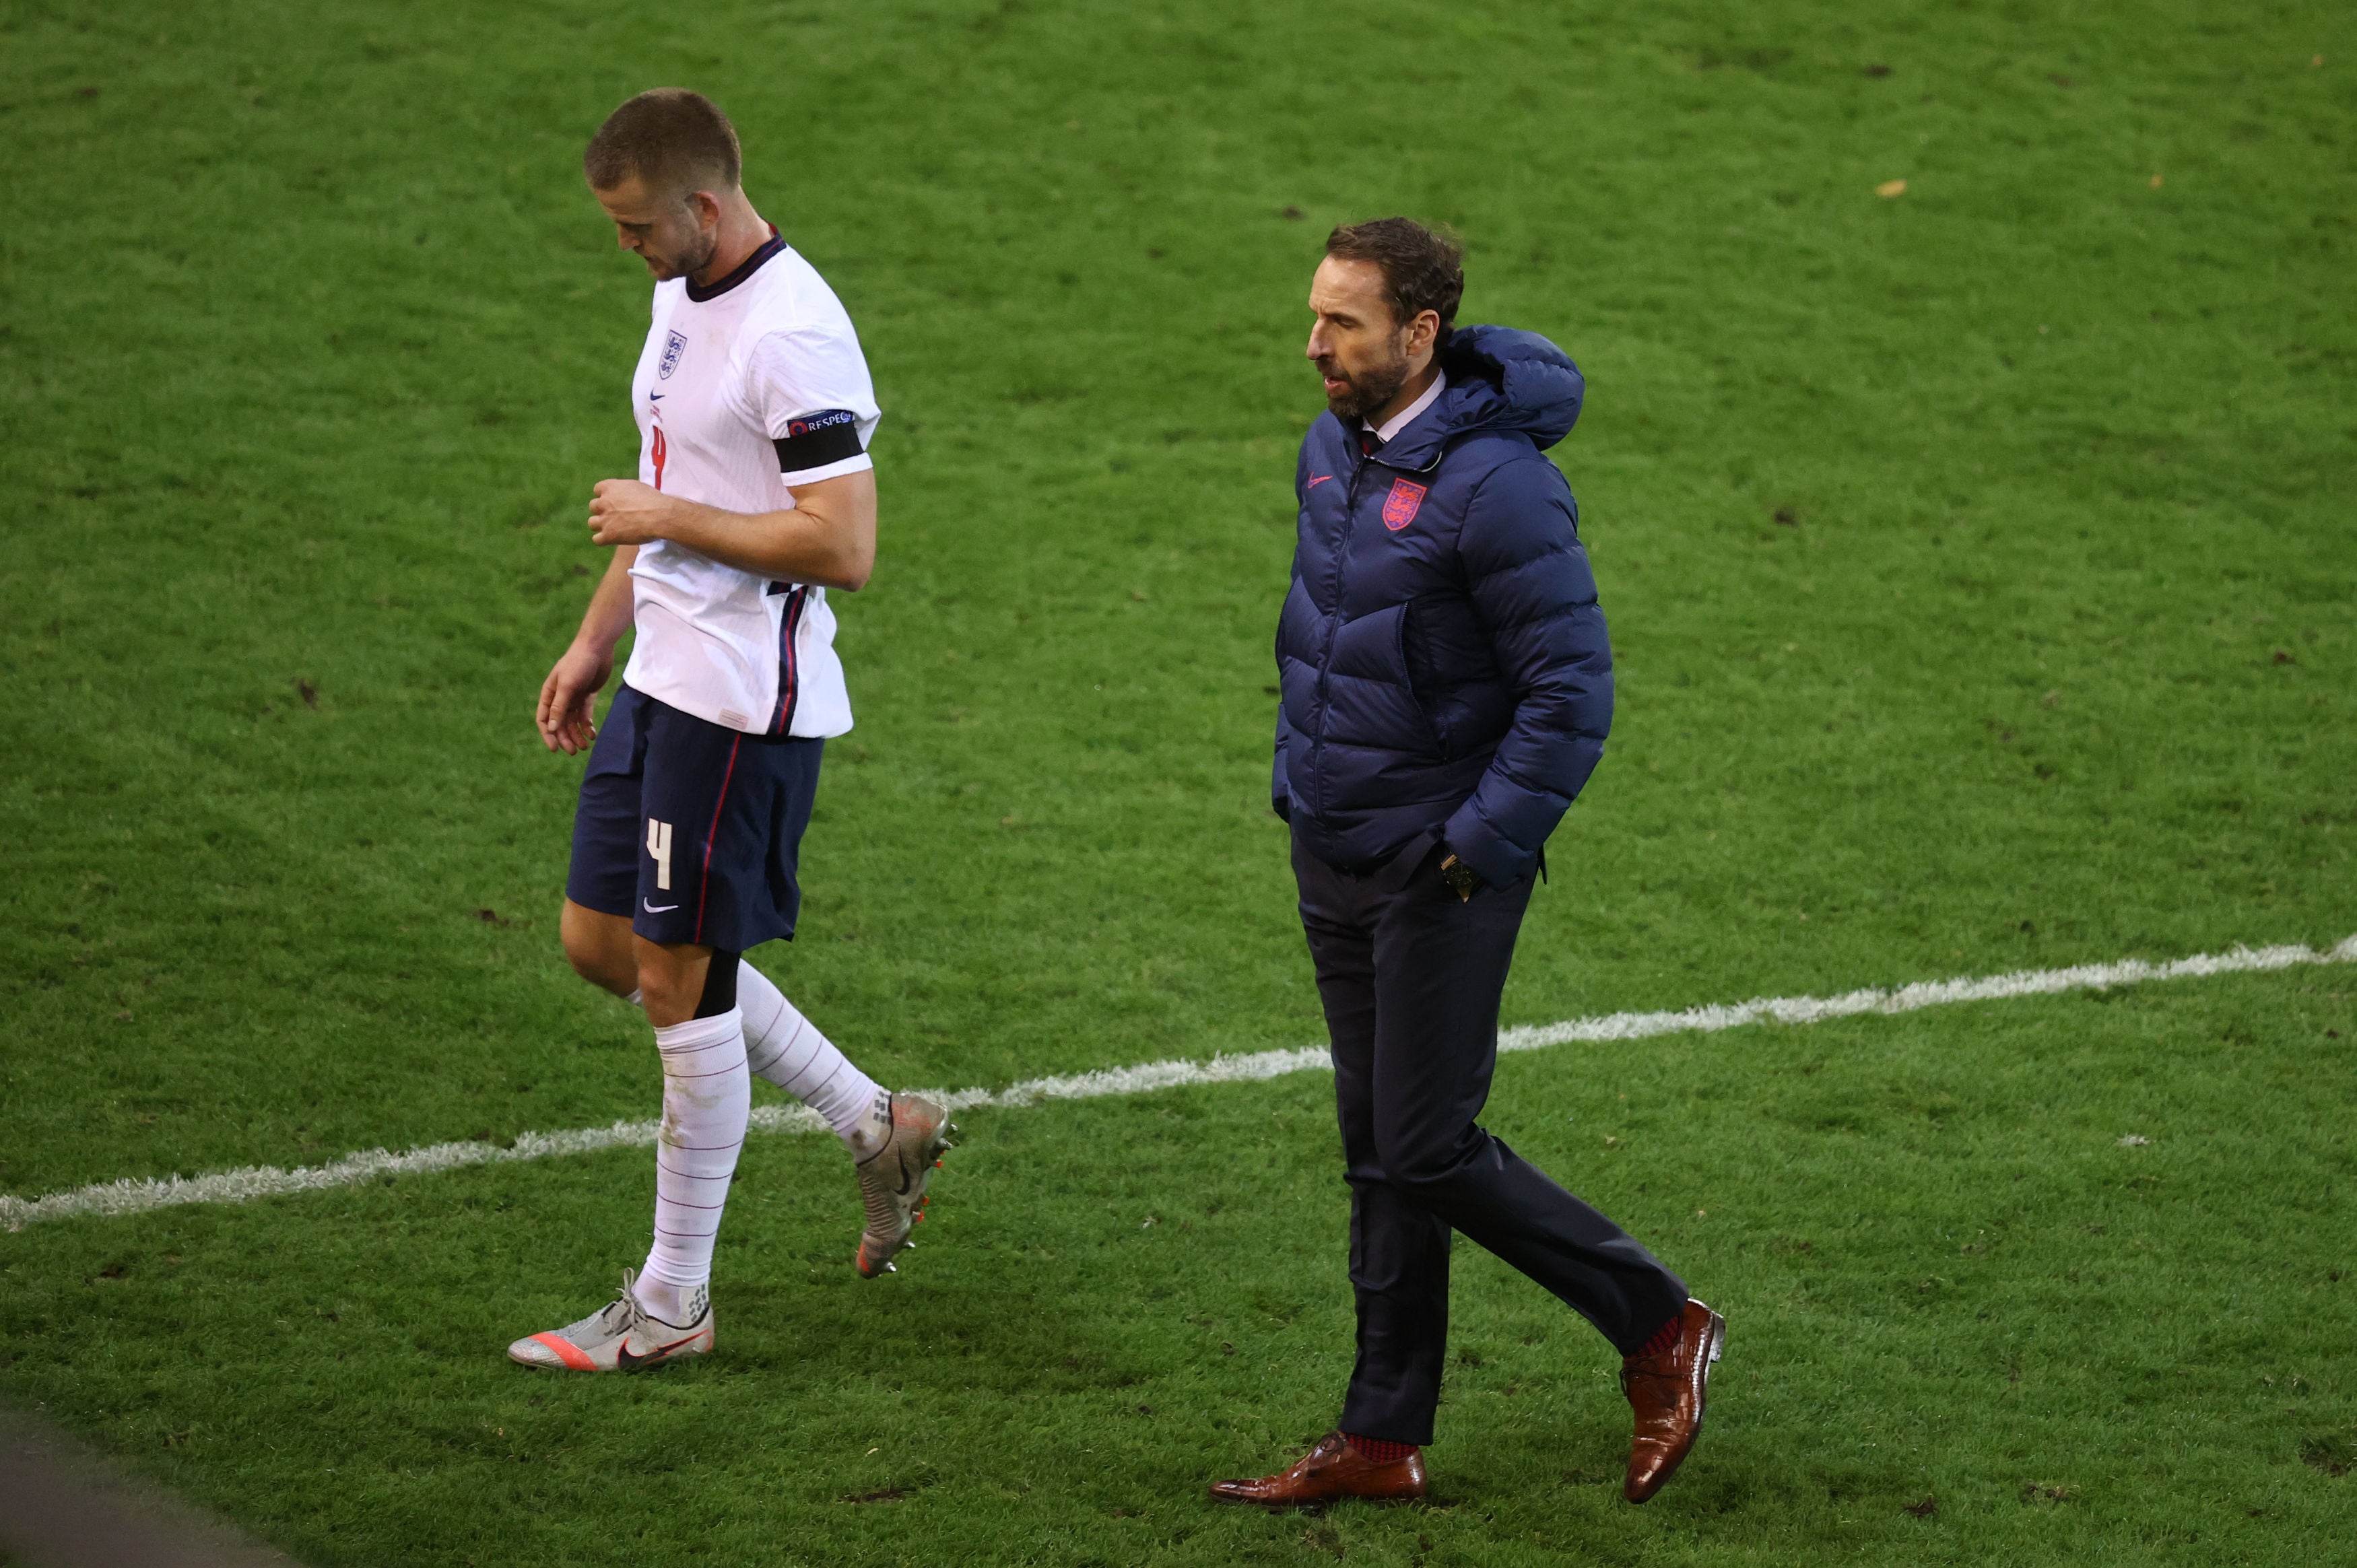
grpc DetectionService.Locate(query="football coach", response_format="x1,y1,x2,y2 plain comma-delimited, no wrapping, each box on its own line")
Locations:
1211,219,1723,1510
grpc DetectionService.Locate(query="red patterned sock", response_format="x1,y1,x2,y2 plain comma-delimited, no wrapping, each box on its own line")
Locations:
1342,1432,1418,1464
1633,1308,1687,1361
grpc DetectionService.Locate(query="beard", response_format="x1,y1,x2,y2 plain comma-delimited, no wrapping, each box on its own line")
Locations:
642,223,721,283
1317,339,1413,422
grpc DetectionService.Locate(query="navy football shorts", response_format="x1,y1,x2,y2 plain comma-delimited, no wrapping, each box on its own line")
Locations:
566,683,823,952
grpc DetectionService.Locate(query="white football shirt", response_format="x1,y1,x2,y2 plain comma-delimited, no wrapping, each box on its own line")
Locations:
619,231,878,738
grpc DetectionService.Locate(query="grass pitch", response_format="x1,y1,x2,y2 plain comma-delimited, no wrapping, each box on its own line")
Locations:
3,0,2354,1563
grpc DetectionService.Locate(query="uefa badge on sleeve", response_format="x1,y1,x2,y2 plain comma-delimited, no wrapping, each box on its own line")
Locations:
1383,478,1428,532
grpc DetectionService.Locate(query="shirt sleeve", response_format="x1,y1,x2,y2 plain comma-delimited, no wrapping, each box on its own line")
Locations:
748,322,882,487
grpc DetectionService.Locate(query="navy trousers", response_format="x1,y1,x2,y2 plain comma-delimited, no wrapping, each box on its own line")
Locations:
1293,831,1688,1446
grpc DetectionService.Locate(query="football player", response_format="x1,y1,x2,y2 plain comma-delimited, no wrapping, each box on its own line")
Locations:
512,89,952,1373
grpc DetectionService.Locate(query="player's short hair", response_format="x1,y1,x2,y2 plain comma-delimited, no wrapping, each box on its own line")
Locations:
1324,217,1465,343
584,88,743,200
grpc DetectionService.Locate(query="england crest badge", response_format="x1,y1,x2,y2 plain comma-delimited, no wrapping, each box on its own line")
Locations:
658,329,688,380
1382,478,1428,532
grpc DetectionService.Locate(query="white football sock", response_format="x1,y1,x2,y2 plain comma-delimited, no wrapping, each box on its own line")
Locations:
634,1274,705,1328
735,960,885,1145
637,1007,748,1306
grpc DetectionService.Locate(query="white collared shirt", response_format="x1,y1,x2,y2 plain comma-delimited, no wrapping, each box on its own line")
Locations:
1364,371,1447,444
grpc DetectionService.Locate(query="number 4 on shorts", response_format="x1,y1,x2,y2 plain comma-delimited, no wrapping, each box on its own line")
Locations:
645,819,674,891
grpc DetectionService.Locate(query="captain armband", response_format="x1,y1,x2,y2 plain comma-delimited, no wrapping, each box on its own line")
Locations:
772,409,865,473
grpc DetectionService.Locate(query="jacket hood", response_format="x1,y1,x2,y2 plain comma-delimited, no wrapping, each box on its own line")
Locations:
1374,325,1585,466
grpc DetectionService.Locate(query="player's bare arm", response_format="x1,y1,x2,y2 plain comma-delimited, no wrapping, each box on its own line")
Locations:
535,546,637,755
585,469,876,592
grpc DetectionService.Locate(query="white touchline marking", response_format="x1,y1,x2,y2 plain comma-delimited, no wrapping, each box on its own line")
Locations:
5,934,2352,1232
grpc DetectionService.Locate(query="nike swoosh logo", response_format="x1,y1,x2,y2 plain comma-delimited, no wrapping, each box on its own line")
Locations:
648,393,665,401
615,1329,700,1371
1306,475,1333,486
643,899,679,913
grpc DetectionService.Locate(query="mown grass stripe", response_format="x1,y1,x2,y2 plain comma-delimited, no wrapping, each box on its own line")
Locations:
7,935,2349,1233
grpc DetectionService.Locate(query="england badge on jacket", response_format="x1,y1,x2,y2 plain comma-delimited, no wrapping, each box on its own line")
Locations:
1383,478,1428,531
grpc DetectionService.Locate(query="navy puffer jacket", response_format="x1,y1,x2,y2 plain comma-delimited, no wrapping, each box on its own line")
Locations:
1273,325,1611,886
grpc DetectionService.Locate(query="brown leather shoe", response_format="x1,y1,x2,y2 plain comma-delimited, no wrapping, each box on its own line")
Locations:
1621,1298,1726,1503
1209,1431,1427,1509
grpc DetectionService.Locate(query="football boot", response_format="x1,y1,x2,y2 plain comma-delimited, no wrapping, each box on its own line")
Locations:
851,1092,957,1277
506,1270,712,1372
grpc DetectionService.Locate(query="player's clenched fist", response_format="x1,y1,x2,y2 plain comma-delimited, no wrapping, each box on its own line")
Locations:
587,478,685,547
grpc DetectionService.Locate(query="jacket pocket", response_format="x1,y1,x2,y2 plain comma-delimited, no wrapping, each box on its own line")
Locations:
1326,603,1443,758
1395,596,1459,759
1393,601,1450,759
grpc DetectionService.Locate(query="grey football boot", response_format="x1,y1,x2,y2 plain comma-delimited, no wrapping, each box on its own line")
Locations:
507,1270,712,1372
849,1091,957,1277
